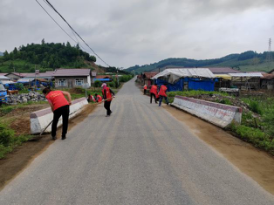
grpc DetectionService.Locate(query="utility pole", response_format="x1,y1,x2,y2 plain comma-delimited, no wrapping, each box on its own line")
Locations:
266,38,273,68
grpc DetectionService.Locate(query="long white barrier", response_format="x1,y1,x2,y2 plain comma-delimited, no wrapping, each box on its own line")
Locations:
172,96,242,128
30,97,88,134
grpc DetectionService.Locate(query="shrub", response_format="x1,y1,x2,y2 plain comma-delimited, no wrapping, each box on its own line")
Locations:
0,123,15,146
107,82,115,88
119,75,132,82
263,108,274,136
249,101,263,115
0,106,14,117
15,83,24,90
94,80,102,88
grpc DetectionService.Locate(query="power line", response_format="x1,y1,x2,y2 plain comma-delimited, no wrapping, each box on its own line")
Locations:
36,0,90,53
36,0,77,44
40,0,110,67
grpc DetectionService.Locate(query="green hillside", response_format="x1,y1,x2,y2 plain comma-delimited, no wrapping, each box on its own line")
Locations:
126,51,274,74
0,41,97,73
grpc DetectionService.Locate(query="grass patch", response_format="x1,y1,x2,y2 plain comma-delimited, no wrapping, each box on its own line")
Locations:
0,122,33,159
167,90,229,103
228,123,274,154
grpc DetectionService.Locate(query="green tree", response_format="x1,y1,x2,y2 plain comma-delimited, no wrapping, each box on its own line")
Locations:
3,50,9,61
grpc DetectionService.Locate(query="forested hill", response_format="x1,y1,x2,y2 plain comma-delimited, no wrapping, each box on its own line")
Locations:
0,40,97,73
126,51,274,74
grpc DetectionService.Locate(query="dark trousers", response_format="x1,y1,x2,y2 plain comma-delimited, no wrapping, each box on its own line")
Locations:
104,100,112,116
150,93,157,103
159,96,169,106
52,105,69,138
144,89,147,95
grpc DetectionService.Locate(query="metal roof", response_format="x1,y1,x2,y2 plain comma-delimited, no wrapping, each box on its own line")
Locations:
229,73,263,77
52,69,91,77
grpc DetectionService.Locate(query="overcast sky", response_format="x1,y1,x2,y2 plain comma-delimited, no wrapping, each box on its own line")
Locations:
1,0,274,68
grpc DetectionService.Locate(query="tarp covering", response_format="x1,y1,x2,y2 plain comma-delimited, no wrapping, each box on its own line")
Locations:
156,78,216,92
188,78,215,91
214,74,232,80
152,68,215,83
156,78,184,91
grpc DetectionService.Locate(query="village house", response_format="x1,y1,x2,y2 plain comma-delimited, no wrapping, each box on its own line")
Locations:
53,68,92,88
4,72,27,81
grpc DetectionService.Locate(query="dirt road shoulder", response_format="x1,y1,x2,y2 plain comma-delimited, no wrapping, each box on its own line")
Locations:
165,105,274,195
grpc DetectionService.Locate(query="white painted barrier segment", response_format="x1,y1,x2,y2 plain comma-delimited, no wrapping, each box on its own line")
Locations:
172,96,242,128
30,97,88,134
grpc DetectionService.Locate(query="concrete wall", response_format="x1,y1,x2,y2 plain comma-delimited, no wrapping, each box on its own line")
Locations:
30,97,88,134
172,96,242,128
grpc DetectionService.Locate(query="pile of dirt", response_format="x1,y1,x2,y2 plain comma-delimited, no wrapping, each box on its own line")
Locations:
10,117,30,136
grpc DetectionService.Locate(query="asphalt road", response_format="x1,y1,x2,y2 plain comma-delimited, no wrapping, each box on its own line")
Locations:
1,78,274,205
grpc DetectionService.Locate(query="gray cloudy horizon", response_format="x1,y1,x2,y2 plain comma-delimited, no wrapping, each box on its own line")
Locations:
1,0,274,68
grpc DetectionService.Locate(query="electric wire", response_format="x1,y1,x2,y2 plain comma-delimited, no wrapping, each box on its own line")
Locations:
42,0,110,67
36,0,90,53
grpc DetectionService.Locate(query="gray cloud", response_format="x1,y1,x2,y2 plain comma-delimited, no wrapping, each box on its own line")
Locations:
1,0,274,68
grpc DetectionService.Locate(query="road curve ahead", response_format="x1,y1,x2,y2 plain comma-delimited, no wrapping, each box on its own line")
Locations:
1,78,274,205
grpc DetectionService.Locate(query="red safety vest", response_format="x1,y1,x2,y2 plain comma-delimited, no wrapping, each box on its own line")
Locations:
97,95,102,102
46,90,69,111
102,87,112,102
158,85,167,97
150,85,157,94
90,95,96,102
144,85,147,90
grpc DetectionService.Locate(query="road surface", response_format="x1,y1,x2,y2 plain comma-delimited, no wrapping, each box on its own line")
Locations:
1,79,274,205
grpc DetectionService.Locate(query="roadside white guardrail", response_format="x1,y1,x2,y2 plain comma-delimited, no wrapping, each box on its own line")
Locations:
30,97,88,134
172,95,242,128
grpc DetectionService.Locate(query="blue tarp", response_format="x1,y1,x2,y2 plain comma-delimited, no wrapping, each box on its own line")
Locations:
95,78,111,82
155,78,217,92
156,79,184,91
188,78,215,91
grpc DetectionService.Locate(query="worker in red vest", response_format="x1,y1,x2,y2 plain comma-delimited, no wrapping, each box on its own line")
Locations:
143,84,147,95
43,87,71,140
158,83,170,107
101,83,115,117
95,94,102,103
150,83,158,104
87,94,96,103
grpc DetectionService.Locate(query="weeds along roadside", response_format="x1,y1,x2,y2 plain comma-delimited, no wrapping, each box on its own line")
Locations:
167,90,274,156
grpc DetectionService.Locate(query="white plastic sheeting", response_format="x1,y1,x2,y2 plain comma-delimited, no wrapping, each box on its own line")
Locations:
229,73,263,77
151,68,215,83
0,75,10,80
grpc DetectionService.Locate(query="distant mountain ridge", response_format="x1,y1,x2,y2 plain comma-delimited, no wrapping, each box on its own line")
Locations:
0,52,3,56
126,51,274,74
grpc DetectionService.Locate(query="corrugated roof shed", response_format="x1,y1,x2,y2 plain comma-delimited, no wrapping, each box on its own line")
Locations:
52,69,91,77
